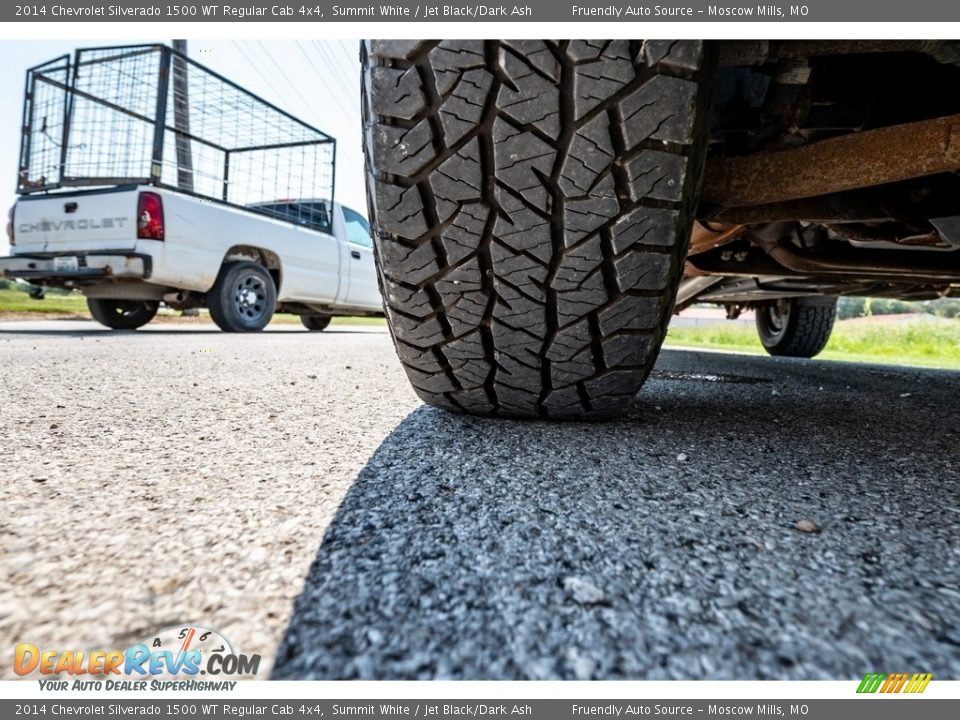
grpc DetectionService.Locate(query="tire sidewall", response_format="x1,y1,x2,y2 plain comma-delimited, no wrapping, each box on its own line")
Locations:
755,299,794,351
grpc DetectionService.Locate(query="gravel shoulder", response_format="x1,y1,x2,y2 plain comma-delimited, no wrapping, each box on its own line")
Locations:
0,322,412,679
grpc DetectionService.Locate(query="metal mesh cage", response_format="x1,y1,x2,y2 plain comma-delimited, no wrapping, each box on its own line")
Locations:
19,55,72,191
18,44,336,233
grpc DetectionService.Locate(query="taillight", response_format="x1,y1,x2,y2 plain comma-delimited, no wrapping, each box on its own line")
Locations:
137,192,164,240
6,204,14,246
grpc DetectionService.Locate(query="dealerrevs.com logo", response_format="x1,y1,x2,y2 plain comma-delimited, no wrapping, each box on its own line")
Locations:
14,625,260,691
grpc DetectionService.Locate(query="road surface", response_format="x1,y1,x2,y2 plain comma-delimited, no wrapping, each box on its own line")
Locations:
1,320,957,680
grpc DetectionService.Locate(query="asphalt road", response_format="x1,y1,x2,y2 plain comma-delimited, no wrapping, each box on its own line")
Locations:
1,320,958,680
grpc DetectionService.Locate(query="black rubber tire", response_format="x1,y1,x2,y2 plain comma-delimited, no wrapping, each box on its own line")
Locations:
301,315,332,331
86,298,158,330
207,261,277,333
363,40,713,419
755,297,837,358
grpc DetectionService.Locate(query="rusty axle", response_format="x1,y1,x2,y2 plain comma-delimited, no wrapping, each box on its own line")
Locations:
702,113,960,208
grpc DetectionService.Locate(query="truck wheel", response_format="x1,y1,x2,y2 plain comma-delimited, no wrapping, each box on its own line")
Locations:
301,315,331,331
755,297,837,358
86,298,158,330
363,40,712,418
207,261,276,332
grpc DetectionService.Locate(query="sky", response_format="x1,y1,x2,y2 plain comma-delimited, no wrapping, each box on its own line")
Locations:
0,39,365,256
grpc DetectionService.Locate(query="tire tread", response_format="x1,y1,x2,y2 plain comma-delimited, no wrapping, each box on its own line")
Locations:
364,40,709,418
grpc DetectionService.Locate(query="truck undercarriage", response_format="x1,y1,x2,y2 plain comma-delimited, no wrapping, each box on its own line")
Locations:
687,40,960,311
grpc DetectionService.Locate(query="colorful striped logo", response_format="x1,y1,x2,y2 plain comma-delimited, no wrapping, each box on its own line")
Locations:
857,672,933,694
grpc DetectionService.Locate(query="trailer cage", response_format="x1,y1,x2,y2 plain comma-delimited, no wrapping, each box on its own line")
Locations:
18,44,337,233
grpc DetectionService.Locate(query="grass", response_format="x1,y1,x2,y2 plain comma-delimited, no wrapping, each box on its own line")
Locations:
665,317,960,370
0,287,88,314
0,287,385,326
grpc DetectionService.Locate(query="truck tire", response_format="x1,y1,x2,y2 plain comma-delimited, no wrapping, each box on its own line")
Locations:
207,261,276,332
301,314,331,331
86,298,158,330
363,40,713,418
755,297,837,358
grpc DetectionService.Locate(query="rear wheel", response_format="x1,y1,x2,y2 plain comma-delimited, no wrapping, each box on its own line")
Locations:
207,261,276,332
363,40,713,419
301,315,331,331
755,297,837,358
86,298,158,330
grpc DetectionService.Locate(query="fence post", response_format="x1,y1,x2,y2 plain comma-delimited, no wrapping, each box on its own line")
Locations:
151,46,172,185
172,39,195,192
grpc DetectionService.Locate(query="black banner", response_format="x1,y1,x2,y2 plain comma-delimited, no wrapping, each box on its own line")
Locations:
3,1,958,23
4,699,960,720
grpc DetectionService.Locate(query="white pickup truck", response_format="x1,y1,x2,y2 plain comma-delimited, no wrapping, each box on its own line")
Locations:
1,189,382,331
4,44,381,331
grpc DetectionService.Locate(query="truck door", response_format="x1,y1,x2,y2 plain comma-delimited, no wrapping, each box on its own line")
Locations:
339,205,382,309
